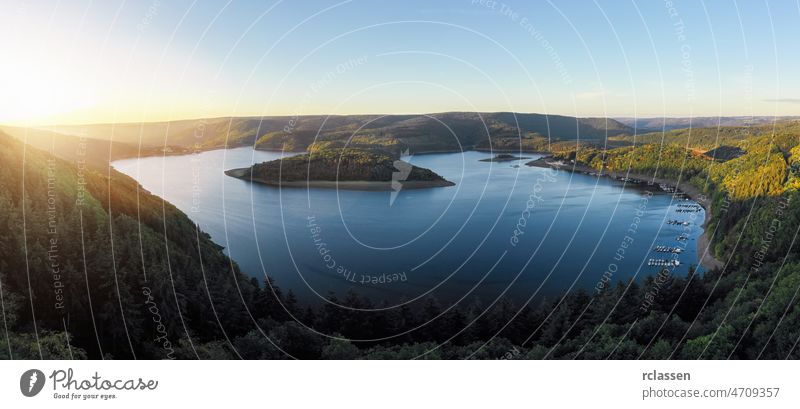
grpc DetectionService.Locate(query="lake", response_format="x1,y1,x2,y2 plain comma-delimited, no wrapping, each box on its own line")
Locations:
113,147,706,306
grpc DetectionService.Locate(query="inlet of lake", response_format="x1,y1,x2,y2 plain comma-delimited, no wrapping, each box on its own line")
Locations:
113,148,706,306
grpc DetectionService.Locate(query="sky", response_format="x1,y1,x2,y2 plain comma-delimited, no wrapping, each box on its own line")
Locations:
1,0,799,126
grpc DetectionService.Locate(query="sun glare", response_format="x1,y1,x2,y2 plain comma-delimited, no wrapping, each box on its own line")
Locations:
0,61,97,125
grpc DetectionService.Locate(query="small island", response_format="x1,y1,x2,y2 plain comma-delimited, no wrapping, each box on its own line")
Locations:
225,148,455,190
479,153,531,162
525,156,567,169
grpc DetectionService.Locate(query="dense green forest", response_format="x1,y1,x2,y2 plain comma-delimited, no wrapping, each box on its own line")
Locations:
2,122,800,359
0,131,262,359
611,120,800,151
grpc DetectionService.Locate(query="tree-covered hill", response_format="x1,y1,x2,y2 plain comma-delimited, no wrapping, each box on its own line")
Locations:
0,131,269,358
615,116,800,132
611,120,800,151
526,135,800,359
26,112,633,157
0,125,194,164
226,148,454,188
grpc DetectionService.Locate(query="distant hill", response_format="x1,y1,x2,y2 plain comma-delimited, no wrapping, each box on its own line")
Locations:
0,125,191,165
24,112,633,157
15,114,800,165
610,120,800,151
615,116,800,132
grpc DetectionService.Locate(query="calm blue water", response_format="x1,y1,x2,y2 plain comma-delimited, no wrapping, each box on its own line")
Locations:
113,148,705,305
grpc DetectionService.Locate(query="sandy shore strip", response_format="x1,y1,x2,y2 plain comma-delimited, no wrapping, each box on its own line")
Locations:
224,168,455,191
526,157,724,270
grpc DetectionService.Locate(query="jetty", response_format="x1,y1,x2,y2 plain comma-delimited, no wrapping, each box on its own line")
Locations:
648,258,681,267
653,246,683,254
667,220,691,226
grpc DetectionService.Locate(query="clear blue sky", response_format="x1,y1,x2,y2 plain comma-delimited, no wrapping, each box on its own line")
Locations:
2,0,799,125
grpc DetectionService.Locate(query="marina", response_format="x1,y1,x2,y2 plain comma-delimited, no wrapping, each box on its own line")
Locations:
648,199,703,267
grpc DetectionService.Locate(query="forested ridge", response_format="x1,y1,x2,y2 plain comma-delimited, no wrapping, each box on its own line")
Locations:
2,123,800,359
16,112,631,158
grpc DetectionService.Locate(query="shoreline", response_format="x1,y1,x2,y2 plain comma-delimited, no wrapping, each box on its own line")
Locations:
526,157,723,271
474,148,550,155
224,167,455,191
119,145,551,162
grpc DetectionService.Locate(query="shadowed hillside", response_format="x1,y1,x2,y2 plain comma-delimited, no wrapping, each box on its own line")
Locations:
0,131,265,358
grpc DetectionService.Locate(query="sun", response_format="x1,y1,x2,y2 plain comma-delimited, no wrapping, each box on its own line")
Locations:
0,58,97,125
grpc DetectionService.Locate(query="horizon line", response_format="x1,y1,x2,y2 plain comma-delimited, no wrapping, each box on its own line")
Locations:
5,111,800,129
